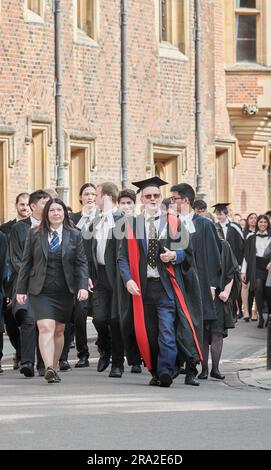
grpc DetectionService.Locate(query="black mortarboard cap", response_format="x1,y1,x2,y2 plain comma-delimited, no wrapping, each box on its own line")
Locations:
132,176,168,192
212,203,230,212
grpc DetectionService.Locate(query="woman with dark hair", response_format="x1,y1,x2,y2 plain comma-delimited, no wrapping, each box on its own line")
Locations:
241,214,271,328
244,212,257,238
70,183,97,231
241,212,258,321
16,199,89,383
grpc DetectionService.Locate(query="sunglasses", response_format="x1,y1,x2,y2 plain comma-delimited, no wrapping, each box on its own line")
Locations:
143,194,161,200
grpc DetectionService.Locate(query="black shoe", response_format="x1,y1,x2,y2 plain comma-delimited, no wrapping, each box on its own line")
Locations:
159,373,173,388
97,354,111,373
198,368,208,380
185,373,200,386
243,317,250,322
20,362,34,377
44,366,57,383
54,371,62,383
0,361,3,373
149,376,160,386
257,319,264,328
75,357,89,368
59,360,71,371
38,368,45,377
13,355,20,370
109,366,123,378
210,370,225,380
131,365,142,373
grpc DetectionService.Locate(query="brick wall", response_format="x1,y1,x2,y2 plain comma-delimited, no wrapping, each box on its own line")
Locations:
0,0,269,221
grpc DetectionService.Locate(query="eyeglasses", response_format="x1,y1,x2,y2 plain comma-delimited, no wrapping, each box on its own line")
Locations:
143,194,161,200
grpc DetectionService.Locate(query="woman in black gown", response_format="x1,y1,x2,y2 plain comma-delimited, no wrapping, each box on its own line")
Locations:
16,199,89,383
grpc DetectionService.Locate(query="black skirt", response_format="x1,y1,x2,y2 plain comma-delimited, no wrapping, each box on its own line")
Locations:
30,291,74,324
29,246,75,324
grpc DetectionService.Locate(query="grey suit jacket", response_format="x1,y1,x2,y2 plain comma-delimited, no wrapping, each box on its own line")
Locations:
16,227,89,295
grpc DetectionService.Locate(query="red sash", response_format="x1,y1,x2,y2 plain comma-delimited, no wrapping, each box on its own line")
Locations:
126,216,202,371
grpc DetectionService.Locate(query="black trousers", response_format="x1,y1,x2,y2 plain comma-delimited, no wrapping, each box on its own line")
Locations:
74,299,89,359
16,308,36,365
92,265,124,368
255,278,271,319
3,300,21,359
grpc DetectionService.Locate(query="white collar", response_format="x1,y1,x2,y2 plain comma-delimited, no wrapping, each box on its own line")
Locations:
30,216,41,227
49,224,63,236
144,209,161,220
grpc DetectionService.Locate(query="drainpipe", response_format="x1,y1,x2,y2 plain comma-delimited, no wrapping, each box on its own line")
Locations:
194,0,204,199
54,0,67,202
120,0,128,188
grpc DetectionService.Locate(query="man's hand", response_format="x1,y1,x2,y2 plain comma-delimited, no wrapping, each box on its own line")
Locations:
219,291,229,303
16,294,27,305
160,247,176,264
126,280,141,296
241,273,247,284
77,289,89,301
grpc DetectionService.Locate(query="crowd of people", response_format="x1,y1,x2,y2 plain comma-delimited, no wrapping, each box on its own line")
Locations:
0,178,270,387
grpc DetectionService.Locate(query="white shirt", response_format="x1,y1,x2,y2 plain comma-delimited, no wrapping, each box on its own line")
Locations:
48,224,63,245
255,231,270,257
241,231,270,274
179,210,196,234
144,210,161,278
220,219,229,239
96,208,118,265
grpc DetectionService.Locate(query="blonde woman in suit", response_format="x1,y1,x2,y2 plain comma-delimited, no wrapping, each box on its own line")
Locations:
16,199,89,383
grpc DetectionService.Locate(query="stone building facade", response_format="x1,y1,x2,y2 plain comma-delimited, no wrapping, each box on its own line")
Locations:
0,0,270,220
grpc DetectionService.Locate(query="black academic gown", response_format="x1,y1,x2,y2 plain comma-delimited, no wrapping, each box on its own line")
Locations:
206,240,240,338
0,232,8,332
118,214,203,371
216,222,244,267
191,214,222,321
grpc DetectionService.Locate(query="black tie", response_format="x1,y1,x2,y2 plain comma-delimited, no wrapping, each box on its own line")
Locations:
147,217,159,269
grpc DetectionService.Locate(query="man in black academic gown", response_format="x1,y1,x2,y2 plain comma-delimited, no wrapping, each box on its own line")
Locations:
85,182,125,378
118,177,203,387
213,203,244,321
0,231,8,372
213,203,244,267
0,192,30,370
171,183,222,385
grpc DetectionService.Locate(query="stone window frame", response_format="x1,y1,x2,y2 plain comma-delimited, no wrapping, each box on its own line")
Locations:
0,127,16,223
25,0,45,24
73,0,100,47
64,130,98,174
147,138,188,180
155,0,190,62
215,139,239,206
224,0,271,67
25,115,53,191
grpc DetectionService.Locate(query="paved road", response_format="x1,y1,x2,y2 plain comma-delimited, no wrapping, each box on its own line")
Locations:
0,318,270,450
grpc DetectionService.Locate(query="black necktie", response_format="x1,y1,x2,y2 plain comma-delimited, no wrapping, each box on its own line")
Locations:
147,217,159,269
257,233,269,238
